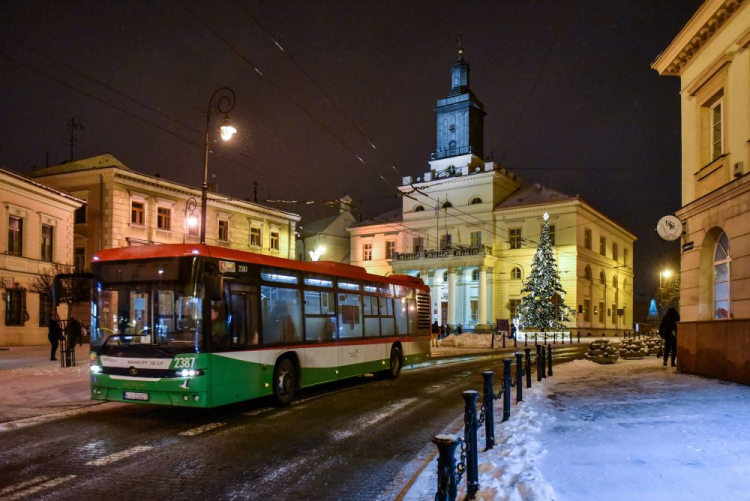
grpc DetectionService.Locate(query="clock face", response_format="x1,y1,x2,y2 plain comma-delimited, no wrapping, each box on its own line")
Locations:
656,215,683,241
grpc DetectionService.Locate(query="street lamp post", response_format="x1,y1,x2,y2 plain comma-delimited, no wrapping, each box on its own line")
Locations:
201,87,237,244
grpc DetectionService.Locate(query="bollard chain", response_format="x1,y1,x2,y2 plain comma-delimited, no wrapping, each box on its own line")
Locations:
456,439,467,483
477,400,487,430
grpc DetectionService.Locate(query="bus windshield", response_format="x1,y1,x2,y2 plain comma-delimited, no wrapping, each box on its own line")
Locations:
91,258,203,354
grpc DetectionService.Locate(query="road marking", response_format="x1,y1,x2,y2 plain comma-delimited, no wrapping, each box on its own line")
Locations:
0,476,49,496
178,422,226,436
3,475,76,500
0,402,111,434
333,398,418,441
85,445,153,466
243,407,274,417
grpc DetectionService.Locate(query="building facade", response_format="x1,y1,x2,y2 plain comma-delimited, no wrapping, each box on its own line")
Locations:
349,50,636,335
296,196,357,263
0,168,82,346
653,0,750,383
30,154,300,273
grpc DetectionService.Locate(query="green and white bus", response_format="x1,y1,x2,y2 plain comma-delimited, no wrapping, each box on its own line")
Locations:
87,244,431,407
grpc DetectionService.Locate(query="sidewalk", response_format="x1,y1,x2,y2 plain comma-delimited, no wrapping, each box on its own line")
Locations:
403,357,750,500
0,345,96,426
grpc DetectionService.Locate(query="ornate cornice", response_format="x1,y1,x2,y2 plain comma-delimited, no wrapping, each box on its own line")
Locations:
652,0,746,76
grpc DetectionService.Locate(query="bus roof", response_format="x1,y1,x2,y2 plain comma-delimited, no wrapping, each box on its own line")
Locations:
93,244,428,291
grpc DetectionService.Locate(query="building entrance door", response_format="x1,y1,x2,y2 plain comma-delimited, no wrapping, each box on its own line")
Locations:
441,301,448,327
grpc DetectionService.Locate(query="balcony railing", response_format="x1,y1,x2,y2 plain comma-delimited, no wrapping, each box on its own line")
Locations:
394,245,492,261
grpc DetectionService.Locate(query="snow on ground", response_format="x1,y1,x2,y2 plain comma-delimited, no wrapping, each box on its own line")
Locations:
406,356,750,500
439,333,617,349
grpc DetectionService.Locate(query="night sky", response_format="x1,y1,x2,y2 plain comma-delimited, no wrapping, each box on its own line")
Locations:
0,0,702,300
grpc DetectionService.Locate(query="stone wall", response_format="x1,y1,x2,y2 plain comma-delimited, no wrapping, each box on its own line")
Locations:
678,320,750,385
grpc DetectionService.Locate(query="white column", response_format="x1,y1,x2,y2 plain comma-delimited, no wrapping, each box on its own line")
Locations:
428,271,438,323
478,266,487,325
448,267,457,326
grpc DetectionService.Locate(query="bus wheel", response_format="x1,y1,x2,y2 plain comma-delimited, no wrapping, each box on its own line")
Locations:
388,346,402,379
273,358,297,407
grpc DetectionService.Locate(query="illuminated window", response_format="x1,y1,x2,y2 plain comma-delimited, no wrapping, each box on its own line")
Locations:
7,216,22,256
470,231,482,248
509,228,522,249
157,207,171,230
511,267,522,280
471,269,479,281
714,232,731,319
711,100,723,161
41,224,53,262
385,240,396,259
413,237,424,253
131,201,144,225
250,227,262,246
363,243,372,261
270,231,280,250
440,233,452,250
218,220,229,241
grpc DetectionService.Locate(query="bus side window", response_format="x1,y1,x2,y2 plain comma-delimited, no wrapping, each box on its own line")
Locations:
304,290,336,342
395,297,409,336
261,286,302,345
338,293,362,339
364,296,380,337
380,297,395,336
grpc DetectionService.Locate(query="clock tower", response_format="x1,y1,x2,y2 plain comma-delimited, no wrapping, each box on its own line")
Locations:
433,42,486,160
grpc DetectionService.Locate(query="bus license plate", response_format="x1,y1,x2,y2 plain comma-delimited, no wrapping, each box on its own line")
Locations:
123,391,149,401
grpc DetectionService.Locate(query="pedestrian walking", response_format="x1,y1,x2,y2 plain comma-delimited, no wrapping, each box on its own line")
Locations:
48,313,63,361
457,324,463,334
439,324,445,339
431,320,439,347
660,307,680,367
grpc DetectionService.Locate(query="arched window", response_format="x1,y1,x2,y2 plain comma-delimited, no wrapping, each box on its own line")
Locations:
442,201,453,209
511,267,522,280
469,197,482,205
443,271,448,282
600,271,606,285
584,265,592,280
612,276,618,288
714,232,731,319
413,205,425,212
471,269,479,281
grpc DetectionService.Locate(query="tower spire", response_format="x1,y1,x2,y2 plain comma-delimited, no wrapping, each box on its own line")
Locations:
456,31,464,60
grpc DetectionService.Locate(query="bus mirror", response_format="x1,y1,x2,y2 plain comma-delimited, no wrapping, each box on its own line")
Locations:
205,271,224,300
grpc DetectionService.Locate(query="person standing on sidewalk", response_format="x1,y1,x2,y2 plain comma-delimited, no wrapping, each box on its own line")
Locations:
48,313,64,361
660,307,680,367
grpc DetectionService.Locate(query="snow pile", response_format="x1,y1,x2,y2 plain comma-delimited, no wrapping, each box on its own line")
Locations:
404,387,557,501
406,357,750,500
439,334,494,348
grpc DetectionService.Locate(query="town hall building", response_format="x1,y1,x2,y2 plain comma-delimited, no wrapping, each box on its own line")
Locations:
348,46,636,336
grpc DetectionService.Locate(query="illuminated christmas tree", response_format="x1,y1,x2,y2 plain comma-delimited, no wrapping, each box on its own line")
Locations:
517,213,570,333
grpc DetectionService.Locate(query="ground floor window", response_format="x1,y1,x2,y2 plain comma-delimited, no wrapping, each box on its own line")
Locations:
5,288,27,326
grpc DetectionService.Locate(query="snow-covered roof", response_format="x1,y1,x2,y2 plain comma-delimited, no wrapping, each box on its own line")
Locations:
494,183,575,210
349,208,403,228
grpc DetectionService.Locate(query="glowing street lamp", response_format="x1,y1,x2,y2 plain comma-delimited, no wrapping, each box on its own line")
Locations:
659,268,673,316
201,87,237,244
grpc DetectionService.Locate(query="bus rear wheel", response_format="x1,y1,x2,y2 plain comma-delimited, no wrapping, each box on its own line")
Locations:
387,346,402,379
273,358,297,407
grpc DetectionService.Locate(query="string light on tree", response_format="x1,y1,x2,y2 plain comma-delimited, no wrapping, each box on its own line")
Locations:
517,212,571,335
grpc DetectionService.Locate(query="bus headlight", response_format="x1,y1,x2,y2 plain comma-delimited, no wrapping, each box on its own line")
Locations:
178,369,202,377
90,365,103,373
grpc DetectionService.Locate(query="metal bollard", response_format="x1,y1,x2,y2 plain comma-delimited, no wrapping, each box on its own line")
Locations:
524,348,532,388
502,358,512,422
544,332,547,345
514,352,524,402
524,334,528,347
481,371,495,450
432,434,461,501
502,333,506,348
462,390,480,499
541,346,547,379
547,345,553,377
536,345,543,382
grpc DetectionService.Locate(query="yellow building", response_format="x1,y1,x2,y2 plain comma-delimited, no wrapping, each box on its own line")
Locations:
30,154,300,272
653,0,750,384
0,168,83,346
349,50,636,335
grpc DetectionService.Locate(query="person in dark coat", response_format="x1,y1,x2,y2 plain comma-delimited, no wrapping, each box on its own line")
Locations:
48,313,63,361
457,324,463,334
660,307,680,367
439,324,446,339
